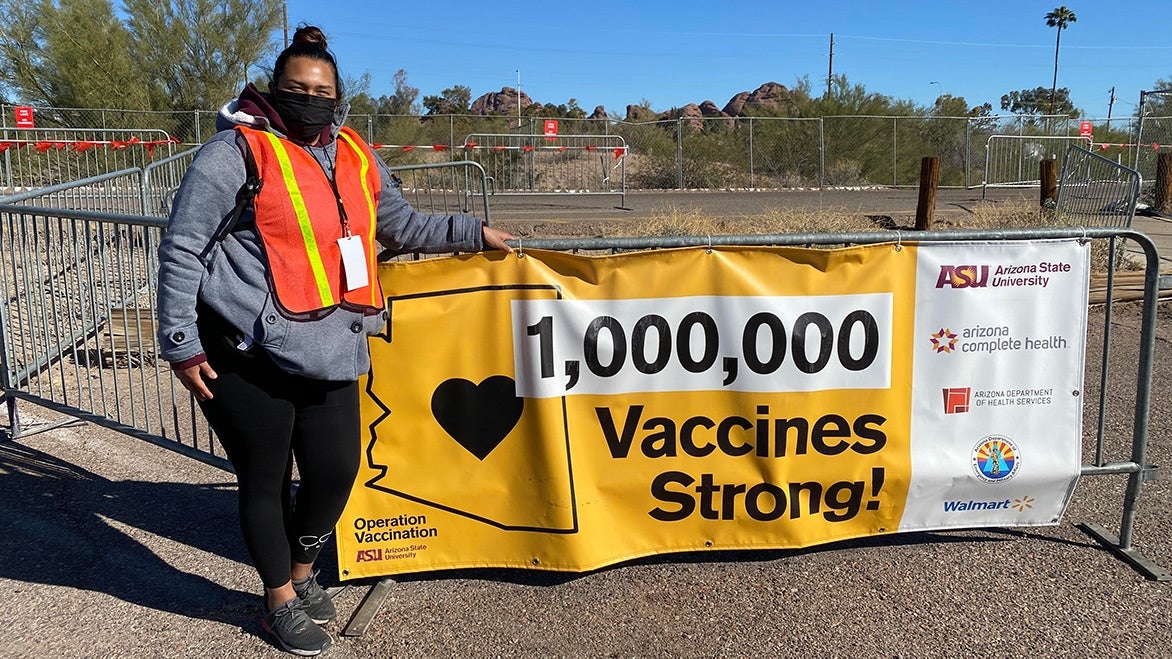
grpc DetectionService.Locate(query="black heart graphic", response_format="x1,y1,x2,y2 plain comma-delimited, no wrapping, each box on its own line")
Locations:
430,375,524,460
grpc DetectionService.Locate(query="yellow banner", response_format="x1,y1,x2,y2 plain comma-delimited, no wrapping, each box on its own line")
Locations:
338,244,918,578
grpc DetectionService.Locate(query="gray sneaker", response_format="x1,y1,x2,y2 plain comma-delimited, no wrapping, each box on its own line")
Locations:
292,570,337,624
262,597,332,656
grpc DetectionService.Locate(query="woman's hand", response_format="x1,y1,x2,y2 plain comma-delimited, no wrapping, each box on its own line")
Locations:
482,225,516,253
176,362,218,401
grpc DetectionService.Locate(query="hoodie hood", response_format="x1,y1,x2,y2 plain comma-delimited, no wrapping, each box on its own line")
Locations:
215,83,350,146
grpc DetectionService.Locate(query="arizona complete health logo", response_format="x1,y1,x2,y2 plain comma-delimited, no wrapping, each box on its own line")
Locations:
971,434,1020,483
928,323,1067,356
929,328,958,353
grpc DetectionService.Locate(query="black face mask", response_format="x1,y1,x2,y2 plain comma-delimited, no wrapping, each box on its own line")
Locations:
272,90,336,143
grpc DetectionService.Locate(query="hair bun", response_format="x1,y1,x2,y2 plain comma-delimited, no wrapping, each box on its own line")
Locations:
292,25,328,50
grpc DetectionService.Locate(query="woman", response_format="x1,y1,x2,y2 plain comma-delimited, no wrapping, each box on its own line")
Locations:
157,25,513,656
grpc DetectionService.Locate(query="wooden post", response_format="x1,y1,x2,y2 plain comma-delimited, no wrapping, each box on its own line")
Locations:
914,156,939,230
1040,158,1058,208
1155,152,1172,214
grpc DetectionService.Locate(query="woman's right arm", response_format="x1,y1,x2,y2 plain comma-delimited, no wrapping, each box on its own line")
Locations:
156,136,248,396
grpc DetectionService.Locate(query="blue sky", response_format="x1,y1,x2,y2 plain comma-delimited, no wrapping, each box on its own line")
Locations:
283,0,1169,119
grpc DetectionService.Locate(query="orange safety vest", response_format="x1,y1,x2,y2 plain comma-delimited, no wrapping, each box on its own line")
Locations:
235,125,384,318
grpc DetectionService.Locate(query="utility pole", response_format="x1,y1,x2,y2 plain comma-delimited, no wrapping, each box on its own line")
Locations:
826,33,834,99
1106,86,1116,134
516,69,522,129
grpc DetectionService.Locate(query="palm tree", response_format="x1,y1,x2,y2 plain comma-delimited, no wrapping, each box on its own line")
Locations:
1045,6,1077,115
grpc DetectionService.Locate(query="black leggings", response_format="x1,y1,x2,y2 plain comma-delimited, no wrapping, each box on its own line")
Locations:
196,307,360,589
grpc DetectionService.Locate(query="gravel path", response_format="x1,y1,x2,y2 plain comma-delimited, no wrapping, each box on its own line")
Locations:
4,309,1168,658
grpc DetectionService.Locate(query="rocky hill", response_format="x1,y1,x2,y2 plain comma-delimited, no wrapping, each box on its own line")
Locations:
468,82,808,123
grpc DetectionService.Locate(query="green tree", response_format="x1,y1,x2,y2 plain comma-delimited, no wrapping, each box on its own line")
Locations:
382,69,419,115
422,85,471,115
1044,6,1077,115
520,98,587,119
345,72,377,115
1000,86,1076,116
810,74,905,116
0,0,150,109
123,0,282,110
1144,77,1172,115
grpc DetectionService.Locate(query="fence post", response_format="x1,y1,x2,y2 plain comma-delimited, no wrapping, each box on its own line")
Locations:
965,118,972,188
892,117,898,187
915,156,940,230
1155,152,1172,214
2,105,11,190
1040,158,1058,207
676,118,684,189
818,118,825,189
748,117,754,189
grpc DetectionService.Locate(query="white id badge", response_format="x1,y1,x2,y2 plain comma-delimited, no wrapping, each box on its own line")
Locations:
338,234,369,291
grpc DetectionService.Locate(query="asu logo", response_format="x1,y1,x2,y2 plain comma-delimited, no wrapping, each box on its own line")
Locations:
936,265,990,289
356,549,383,562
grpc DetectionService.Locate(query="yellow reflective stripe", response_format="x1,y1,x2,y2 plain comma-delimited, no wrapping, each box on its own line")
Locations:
339,131,377,224
339,130,379,302
260,131,334,308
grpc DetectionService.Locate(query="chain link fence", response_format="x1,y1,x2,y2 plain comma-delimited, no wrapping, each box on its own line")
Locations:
4,103,1156,192
1134,91,1172,204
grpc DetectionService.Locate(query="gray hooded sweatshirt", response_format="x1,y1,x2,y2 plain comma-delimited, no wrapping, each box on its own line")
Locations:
156,97,485,381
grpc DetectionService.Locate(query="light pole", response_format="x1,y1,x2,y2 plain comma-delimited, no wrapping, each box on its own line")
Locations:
929,81,944,101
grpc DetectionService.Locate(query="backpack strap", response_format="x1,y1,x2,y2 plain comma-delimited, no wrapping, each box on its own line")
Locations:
212,130,264,242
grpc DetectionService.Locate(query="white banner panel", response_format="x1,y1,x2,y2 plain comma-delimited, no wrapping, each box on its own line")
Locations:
901,239,1089,529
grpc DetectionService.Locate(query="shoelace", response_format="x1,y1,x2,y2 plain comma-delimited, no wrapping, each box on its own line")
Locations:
269,602,303,627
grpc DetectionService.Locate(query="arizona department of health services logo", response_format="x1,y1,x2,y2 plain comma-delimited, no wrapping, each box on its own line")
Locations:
971,434,1020,483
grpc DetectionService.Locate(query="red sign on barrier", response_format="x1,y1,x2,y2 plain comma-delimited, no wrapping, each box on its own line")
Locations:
14,106,34,129
1079,121,1093,138
543,119,558,140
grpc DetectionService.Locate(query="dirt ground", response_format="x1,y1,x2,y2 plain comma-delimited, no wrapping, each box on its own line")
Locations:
486,187,1037,238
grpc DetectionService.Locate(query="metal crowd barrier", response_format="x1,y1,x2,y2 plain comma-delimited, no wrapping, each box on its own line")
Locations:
141,147,201,218
0,146,199,217
983,135,1092,197
0,128,180,193
0,205,225,467
1056,145,1141,229
461,133,627,207
0,205,1165,580
385,160,492,226
0,168,144,214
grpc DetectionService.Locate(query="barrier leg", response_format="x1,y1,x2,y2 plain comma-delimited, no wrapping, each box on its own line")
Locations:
342,578,396,637
1,392,15,442
1078,520,1171,581
0,392,84,441
1078,241,1171,581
